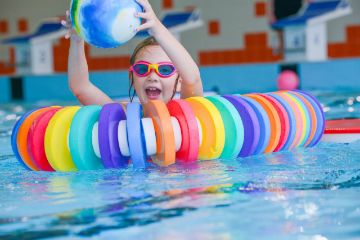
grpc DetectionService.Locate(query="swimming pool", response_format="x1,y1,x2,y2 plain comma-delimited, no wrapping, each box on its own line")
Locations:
0,91,359,240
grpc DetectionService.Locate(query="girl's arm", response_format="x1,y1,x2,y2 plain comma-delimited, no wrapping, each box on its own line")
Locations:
63,11,113,105
135,0,203,98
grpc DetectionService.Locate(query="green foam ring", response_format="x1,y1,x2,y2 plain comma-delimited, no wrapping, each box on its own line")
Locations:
206,96,244,159
69,105,104,170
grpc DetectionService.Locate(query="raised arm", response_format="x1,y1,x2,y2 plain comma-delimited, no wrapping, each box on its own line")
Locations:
63,11,114,105
135,0,203,98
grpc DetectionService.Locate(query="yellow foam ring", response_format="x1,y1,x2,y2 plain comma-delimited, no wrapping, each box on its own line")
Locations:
45,106,80,172
186,97,225,160
246,94,281,153
283,92,308,147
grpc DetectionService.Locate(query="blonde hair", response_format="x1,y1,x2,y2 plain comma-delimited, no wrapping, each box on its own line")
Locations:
128,37,179,102
130,36,159,65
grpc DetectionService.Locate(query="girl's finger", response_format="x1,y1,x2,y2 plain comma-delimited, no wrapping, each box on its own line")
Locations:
135,11,150,20
136,21,152,32
135,0,152,12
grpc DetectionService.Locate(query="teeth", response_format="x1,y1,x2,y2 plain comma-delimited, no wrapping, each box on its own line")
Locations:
147,87,159,91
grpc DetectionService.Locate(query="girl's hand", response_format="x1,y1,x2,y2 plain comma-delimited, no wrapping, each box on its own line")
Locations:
135,0,164,37
61,10,82,43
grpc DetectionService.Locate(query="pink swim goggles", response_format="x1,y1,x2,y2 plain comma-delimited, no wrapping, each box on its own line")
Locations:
129,61,177,78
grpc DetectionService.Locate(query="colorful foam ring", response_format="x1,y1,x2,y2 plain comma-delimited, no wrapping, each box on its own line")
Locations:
69,105,104,170
240,95,270,155
27,107,61,171
294,90,325,147
144,100,176,166
280,91,309,147
222,95,260,157
206,96,244,159
45,106,80,172
267,92,297,151
246,94,282,153
11,108,41,170
272,92,303,149
16,107,58,171
98,103,129,168
126,103,147,168
259,94,290,152
286,91,311,147
292,91,320,147
186,97,225,160
290,92,317,147
167,99,199,162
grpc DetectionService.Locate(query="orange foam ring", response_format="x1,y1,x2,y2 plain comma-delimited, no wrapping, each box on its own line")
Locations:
16,107,55,170
144,100,176,166
246,94,281,153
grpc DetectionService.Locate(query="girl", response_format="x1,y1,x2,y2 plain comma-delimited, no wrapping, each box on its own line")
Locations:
63,0,203,105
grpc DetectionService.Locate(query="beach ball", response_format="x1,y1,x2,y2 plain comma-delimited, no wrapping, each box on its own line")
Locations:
277,70,300,90
70,0,143,48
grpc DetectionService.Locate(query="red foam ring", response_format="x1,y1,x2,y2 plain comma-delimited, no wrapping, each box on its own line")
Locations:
261,94,290,152
167,99,199,162
27,108,61,171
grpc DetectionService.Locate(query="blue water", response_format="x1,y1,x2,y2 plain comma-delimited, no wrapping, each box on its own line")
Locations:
0,92,360,240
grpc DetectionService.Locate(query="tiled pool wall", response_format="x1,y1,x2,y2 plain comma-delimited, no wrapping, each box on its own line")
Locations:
1,58,360,103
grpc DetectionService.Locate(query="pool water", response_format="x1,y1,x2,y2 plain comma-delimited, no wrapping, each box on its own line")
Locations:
0,92,360,240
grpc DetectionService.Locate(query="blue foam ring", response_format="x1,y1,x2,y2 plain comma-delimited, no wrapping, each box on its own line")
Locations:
11,109,39,170
98,103,129,168
267,93,296,151
286,92,311,147
69,105,104,170
241,96,271,155
293,90,325,147
126,103,147,169
222,95,260,157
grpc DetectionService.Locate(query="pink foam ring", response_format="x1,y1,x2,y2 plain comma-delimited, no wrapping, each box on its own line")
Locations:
277,70,299,91
167,99,199,162
273,91,303,149
260,94,290,152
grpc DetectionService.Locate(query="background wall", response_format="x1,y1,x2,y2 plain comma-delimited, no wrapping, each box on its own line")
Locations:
0,0,360,102
1,0,360,65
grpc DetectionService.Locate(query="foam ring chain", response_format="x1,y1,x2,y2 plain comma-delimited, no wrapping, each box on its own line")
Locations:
11,91,325,172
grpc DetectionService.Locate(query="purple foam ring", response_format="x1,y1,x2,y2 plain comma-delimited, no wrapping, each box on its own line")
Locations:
98,103,129,168
126,103,147,169
223,95,260,157
293,90,325,147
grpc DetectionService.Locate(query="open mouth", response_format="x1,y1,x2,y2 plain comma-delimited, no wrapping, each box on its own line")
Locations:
145,87,162,100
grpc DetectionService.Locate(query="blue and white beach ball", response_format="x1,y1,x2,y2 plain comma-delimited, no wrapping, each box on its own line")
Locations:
70,0,143,48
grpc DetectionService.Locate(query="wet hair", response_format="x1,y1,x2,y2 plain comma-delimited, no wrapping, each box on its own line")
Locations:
128,36,179,102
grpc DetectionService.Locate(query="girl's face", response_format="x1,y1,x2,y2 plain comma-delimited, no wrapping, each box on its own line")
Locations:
131,45,179,104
